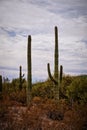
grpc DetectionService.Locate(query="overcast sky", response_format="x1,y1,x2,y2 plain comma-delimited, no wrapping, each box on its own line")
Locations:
0,0,87,82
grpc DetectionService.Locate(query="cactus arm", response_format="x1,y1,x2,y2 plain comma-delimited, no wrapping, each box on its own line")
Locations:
47,63,58,85
59,65,68,98
22,74,25,78
60,65,63,83
19,65,22,90
0,75,2,92
47,63,67,99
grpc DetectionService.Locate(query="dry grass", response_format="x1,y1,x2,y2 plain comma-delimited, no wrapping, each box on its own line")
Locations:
0,94,87,130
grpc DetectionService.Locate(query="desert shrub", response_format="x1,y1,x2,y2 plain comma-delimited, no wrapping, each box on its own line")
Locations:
1,78,27,104
32,76,74,100
66,76,87,103
2,78,27,94
32,80,56,99
9,89,26,104
61,75,74,94
2,82,12,93
11,78,27,92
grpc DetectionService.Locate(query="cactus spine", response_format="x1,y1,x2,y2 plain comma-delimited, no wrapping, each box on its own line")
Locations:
19,65,24,90
27,35,32,105
47,26,59,100
0,75,2,92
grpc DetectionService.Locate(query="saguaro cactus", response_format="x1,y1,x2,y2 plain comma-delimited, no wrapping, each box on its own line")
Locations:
0,75,2,92
27,35,32,105
19,65,24,90
54,26,59,81
47,27,67,100
47,26,59,100
47,26,59,83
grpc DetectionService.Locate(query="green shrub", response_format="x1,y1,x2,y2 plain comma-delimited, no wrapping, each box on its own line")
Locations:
66,76,87,103
61,75,74,94
32,80,56,99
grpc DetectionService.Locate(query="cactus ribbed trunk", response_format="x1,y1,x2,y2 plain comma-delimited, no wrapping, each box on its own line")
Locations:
27,35,32,106
19,65,22,90
0,75,2,92
54,26,59,100
54,26,58,81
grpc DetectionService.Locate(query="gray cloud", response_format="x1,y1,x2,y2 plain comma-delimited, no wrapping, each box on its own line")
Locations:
0,0,87,81
29,0,87,18
0,27,16,37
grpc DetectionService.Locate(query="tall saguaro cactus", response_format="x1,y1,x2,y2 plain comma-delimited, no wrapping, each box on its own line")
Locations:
54,26,59,81
47,26,66,100
0,75,2,92
47,26,59,100
27,35,32,105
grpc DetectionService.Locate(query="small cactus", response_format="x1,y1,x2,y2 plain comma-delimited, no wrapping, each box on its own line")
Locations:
19,65,24,90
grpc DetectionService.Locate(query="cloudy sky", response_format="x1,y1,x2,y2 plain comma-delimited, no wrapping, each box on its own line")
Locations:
0,0,87,82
